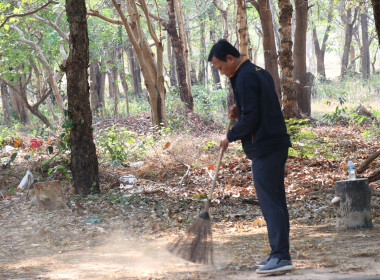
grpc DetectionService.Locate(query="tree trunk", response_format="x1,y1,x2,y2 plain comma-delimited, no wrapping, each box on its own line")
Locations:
293,0,310,117
66,0,100,195
278,0,298,119
236,0,250,59
1,80,12,124
166,0,193,109
119,43,130,116
173,0,193,103
113,0,165,126
311,1,333,78
208,6,221,89
198,13,206,87
126,40,142,97
9,78,29,124
340,5,358,78
167,35,178,87
360,6,370,79
186,29,198,86
89,59,102,112
251,0,281,99
371,0,380,45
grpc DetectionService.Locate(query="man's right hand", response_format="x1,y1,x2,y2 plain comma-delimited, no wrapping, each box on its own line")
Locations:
228,105,237,119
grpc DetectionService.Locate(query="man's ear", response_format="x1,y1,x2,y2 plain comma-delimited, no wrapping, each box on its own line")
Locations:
225,54,234,63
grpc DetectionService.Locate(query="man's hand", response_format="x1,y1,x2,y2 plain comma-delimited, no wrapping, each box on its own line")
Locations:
228,105,237,119
220,137,229,153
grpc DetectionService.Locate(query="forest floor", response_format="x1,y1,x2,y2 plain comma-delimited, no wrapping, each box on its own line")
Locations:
0,113,380,280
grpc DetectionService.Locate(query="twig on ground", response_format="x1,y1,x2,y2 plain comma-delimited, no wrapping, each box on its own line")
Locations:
166,150,191,185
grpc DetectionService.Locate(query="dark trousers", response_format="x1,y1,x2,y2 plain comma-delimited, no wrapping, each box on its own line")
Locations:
251,148,290,260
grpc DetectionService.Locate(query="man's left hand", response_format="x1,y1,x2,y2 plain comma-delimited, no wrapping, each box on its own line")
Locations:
220,137,229,152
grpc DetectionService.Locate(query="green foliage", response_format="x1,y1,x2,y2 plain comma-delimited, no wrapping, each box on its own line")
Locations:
95,125,148,164
286,118,338,159
192,85,227,122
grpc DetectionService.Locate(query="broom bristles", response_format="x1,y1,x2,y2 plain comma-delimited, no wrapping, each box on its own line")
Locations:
168,210,214,265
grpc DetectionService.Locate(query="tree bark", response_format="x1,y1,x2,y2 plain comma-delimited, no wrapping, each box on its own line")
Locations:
311,1,333,78
125,41,142,97
208,6,221,89
278,0,298,119
236,0,250,59
89,59,102,112
360,6,370,79
112,0,165,126
371,0,380,45
167,35,178,87
1,80,12,124
166,0,193,109
173,0,193,104
250,0,281,99
293,0,311,117
198,13,206,87
8,76,29,124
340,4,359,78
66,0,100,195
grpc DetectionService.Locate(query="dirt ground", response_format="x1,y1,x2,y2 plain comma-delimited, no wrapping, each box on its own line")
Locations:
1,183,379,280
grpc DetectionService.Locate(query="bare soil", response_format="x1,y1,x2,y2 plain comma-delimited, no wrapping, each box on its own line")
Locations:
0,183,379,280
1,117,379,279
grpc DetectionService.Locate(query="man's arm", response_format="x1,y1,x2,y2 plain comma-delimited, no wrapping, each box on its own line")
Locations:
227,73,260,142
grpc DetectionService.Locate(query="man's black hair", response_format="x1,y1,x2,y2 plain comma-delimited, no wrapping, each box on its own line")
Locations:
207,39,241,62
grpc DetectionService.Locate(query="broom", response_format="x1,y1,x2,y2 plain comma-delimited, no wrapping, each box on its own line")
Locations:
168,119,232,265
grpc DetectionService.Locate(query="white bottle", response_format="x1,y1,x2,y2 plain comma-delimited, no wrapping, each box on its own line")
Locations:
347,158,356,180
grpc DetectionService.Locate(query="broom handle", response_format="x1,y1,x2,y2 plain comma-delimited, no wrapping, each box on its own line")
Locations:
207,118,232,201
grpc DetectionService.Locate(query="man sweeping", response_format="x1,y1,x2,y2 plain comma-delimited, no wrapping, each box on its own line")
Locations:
208,39,294,275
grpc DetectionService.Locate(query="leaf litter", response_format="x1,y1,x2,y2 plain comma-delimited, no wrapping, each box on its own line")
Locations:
0,114,380,279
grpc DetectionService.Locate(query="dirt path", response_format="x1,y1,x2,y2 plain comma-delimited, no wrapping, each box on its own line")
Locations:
1,201,379,280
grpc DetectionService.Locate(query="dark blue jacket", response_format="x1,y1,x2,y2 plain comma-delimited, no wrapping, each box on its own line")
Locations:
227,60,291,159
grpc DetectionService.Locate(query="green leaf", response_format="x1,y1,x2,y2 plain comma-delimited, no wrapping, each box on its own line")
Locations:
8,152,17,164
3,24,9,31
47,146,54,154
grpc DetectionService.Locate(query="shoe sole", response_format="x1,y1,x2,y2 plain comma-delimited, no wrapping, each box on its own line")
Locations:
256,264,295,275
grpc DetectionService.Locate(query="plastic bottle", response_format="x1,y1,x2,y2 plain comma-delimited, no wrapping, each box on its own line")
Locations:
347,158,356,180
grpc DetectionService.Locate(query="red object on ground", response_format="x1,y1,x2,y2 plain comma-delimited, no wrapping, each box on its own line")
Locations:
30,139,43,148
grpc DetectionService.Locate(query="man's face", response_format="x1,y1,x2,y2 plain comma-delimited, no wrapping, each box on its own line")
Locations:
211,55,235,77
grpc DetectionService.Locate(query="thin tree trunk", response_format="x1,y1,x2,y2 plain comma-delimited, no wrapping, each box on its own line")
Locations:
1,80,12,124
166,0,193,109
293,0,310,116
311,0,333,78
119,42,130,116
66,0,100,195
371,0,380,45
340,5,359,78
173,0,193,101
113,0,165,126
361,6,370,79
90,59,102,112
126,40,142,97
250,0,281,99
208,6,221,89
198,13,206,87
278,0,298,119
167,35,178,87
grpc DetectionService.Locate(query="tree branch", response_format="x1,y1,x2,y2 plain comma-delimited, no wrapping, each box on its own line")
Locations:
357,149,380,174
87,9,123,25
0,1,59,29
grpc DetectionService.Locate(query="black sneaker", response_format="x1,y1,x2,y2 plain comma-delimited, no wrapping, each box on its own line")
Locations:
256,256,270,268
256,258,294,275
